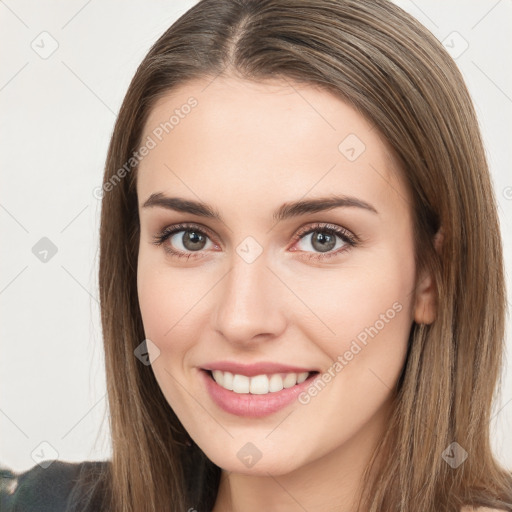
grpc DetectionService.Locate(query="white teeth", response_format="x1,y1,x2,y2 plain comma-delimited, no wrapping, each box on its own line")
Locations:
222,371,233,390
210,370,311,394
232,374,250,393
283,373,298,388
269,374,284,392
297,372,308,384
212,370,225,387
249,374,269,394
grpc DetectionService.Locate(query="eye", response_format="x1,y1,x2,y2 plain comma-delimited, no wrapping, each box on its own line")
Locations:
151,223,217,260
290,222,358,260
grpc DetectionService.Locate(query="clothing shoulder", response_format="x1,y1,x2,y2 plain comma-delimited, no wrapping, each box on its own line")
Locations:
0,459,110,512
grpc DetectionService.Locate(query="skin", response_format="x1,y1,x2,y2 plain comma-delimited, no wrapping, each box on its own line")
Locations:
136,75,437,512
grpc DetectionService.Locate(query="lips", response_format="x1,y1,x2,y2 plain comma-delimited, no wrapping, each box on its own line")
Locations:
200,367,320,417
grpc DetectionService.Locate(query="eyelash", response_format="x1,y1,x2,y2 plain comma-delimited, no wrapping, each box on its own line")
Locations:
150,222,359,261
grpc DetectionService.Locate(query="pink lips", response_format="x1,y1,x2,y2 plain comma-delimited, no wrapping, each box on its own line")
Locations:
199,367,319,418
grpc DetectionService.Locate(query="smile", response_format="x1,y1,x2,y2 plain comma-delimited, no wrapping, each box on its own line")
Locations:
200,369,320,417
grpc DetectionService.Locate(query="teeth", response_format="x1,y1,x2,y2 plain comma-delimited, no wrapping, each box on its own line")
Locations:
233,374,250,393
210,370,310,394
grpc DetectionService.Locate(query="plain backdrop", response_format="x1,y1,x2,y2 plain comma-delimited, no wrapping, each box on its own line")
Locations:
1,0,511,473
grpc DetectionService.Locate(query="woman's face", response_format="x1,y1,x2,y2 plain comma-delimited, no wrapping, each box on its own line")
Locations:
136,76,435,476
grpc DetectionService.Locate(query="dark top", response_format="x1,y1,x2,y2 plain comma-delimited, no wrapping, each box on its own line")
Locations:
0,460,109,512
1,448,219,512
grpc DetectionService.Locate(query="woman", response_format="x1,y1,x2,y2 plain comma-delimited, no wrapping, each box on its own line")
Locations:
4,0,511,510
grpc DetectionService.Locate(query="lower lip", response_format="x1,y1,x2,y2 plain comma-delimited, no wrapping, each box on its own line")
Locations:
200,369,319,418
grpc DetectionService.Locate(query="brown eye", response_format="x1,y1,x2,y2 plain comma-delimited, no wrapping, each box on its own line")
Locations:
151,223,216,259
176,230,208,251
292,223,358,260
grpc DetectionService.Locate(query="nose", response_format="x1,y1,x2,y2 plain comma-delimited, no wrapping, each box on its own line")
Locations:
211,252,287,346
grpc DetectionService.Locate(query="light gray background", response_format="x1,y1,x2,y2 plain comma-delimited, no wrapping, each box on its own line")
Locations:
1,0,511,473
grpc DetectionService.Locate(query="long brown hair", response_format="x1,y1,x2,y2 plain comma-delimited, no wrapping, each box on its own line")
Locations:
81,0,512,510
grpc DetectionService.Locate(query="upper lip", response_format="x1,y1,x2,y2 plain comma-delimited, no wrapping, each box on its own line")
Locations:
200,361,318,377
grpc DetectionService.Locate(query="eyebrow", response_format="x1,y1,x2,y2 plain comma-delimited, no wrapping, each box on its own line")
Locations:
141,192,378,222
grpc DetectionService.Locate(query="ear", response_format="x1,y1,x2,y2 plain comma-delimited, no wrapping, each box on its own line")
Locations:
413,228,443,325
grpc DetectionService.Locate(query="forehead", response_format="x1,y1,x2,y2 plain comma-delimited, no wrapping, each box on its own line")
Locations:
136,75,409,221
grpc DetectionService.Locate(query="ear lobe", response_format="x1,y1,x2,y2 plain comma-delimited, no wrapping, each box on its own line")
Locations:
413,272,437,325
433,227,444,253
413,228,443,325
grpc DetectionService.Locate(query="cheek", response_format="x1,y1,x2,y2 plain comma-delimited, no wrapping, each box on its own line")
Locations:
294,254,414,344
288,254,415,451
291,247,415,395
136,258,207,418
136,255,216,362
137,263,173,342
